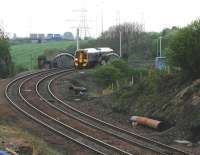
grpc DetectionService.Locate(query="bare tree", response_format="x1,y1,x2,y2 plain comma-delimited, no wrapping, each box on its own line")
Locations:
98,22,144,59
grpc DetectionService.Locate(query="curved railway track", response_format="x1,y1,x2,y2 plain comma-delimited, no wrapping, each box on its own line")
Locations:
5,70,106,155
5,69,194,155
47,71,193,155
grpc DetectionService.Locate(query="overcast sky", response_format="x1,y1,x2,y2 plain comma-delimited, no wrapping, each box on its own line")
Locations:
0,0,200,38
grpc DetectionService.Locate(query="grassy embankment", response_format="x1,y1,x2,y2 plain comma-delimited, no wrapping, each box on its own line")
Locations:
10,40,76,71
0,124,61,155
91,60,200,142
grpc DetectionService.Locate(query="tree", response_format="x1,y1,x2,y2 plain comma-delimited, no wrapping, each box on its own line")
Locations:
167,19,200,79
0,29,12,78
63,32,74,40
97,22,144,59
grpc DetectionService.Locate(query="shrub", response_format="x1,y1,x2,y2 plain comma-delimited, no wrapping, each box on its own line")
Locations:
0,29,12,78
94,64,121,87
146,69,166,92
110,59,133,78
38,55,47,69
13,64,28,74
112,78,154,113
167,19,200,80
93,60,135,87
93,59,166,91
43,48,61,60
93,59,170,114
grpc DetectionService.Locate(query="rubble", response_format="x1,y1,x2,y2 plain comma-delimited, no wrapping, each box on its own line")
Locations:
69,85,87,95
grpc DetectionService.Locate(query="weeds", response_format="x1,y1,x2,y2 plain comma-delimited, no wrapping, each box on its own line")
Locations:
92,59,170,113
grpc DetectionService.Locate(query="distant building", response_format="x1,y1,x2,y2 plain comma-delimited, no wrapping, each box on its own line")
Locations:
47,34,54,40
13,33,17,39
53,34,61,40
38,34,45,39
29,33,73,41
30,33,38,40
63,32,74,40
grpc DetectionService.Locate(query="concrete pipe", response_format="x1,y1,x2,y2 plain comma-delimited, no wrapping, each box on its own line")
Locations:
129,116,164,130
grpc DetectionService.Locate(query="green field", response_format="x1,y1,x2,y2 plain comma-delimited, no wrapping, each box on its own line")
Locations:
10,40,77,70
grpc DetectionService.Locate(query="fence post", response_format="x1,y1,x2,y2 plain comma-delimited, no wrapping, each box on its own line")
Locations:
140,72,143,81
111,83,114,90
167,66,171,74
131,76,134,85
116,80,119,89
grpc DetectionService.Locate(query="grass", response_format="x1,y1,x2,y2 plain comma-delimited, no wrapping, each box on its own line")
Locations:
0,124,62,155
10,40,77,70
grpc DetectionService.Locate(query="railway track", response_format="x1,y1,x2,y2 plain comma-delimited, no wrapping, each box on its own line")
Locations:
45,71,193,155
5,69,107,155
5,69,194,155
5,69,143,155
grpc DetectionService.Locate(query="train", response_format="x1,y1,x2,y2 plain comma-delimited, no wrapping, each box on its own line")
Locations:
74,47,120,68
38,47,120,69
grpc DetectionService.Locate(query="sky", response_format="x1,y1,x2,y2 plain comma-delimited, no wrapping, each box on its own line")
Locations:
0,0,200,38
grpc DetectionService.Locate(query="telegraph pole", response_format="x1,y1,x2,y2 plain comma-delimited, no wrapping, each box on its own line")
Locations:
101,1,104,35
116,10,121,57
76,28,79,50
156,39,159,57
159,36,162,57
120,31,122,57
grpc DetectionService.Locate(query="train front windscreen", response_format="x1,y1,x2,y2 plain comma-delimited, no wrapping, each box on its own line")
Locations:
74,50,88,68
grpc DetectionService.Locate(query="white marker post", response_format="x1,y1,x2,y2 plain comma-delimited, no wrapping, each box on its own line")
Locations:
120,31,122,57
77,28,79,50
159,36,162,57
101,1,104,35
156,39,159,57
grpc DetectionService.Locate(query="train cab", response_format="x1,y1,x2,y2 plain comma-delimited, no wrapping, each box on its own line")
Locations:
74,49,88,68
74,47,117,68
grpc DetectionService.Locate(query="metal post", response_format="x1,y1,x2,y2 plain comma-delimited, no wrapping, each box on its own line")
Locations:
159,36,162,57
77,28,79,50
101,1,104,35
120,31,122,57
95,5,98,38
30,53,33,70
156,39,158,57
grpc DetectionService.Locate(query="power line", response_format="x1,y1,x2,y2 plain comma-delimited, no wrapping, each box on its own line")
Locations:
67,8,92,39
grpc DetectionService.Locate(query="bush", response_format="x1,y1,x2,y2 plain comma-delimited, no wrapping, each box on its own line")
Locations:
94,64,121,87
112,77,157,113
14,64,28,74
93,59,170,114
93,59,166,91
167,19,200,79
43,48,62,60
38,55,47,69
110,60,133,78
0,29,12,78
93,60,134,87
